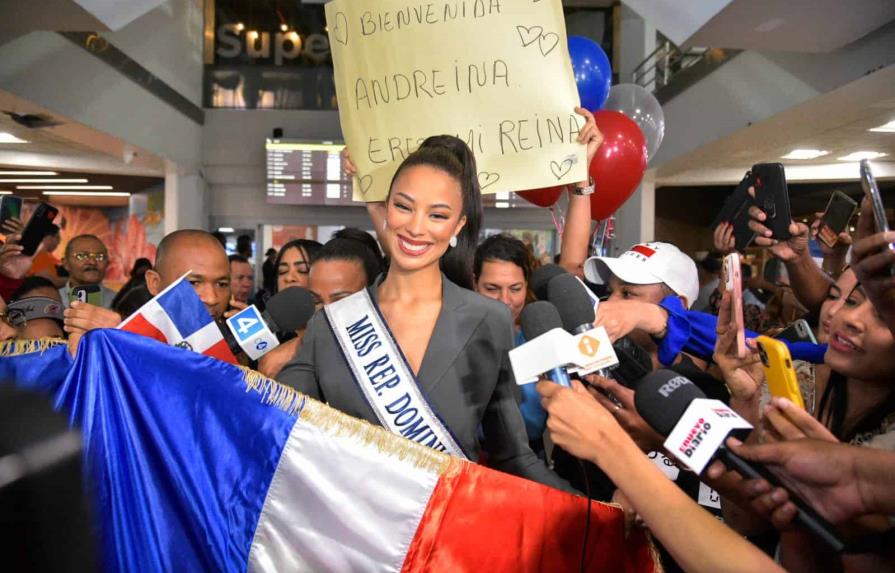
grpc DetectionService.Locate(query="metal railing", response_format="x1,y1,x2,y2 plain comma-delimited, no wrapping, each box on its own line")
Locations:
631,40,709,92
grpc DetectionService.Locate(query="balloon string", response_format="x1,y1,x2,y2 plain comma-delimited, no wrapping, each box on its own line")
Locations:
549,205,565,236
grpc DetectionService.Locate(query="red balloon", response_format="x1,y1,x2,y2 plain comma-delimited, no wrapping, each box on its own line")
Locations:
589,110,648,221
516,185,565,208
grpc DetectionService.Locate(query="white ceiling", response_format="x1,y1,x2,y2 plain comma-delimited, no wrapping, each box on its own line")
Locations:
0,90,163,175
687,0,895,52
0,90,164,207
654,63,895,186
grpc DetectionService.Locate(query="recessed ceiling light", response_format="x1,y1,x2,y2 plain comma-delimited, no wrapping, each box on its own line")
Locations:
869,120,895,133
0,132,28,144
17,185,113,190
41,191,130,197
218,227,235,233
781,149,830,160
837,151,889,161
0,178,88,183
0,170,58,176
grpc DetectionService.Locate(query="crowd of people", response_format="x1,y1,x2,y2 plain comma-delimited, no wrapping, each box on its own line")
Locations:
2,107,894,573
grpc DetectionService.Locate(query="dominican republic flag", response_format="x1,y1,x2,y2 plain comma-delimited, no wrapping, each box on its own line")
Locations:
117,272,237,364
2,330,657,572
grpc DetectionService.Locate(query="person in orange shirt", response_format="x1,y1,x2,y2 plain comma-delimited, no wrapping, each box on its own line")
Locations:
27,225,64,288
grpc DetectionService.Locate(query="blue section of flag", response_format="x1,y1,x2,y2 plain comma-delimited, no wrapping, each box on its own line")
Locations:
157,279,214,337
47,329,299,572
0,342,72,395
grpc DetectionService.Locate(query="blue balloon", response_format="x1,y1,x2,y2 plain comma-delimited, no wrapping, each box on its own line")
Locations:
567,36,612,111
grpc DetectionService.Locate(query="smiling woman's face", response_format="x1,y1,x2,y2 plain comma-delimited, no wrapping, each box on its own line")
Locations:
383,165,466,274
825,284,895,381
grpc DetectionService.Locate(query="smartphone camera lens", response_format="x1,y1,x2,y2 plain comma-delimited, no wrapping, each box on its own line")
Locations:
757,343,769,367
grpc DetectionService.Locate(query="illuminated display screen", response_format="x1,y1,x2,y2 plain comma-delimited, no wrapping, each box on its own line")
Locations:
265,139,355,205
265,139,543,208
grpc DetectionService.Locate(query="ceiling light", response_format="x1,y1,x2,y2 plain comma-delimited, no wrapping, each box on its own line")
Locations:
837,151,889,161
0,132,28,144
218,227,235,233
781,149,829,160
869,120,895,133
0,191,11,195
0,170,58,176
0,178,88,183
235,22,245,32
280,24,288,32
17,185,113,190
41,191,130,197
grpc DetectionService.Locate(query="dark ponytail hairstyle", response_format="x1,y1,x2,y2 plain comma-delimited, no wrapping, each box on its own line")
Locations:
388,135,482,290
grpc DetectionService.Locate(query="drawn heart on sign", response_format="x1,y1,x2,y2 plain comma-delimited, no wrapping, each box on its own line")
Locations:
550,159,574,180
516,25,544,48
539,33,559,56
358,175,373,195
478,171,500,189
332,12,348,46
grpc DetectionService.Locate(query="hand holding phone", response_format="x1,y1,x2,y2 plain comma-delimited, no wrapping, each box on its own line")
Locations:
815,191,857,249
19,202,59,257
0,196,23,234
756,336,805,409
745,164,808,261
721,253,746,357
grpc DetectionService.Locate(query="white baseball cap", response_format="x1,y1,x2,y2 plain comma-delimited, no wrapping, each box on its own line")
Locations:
584,242,699,308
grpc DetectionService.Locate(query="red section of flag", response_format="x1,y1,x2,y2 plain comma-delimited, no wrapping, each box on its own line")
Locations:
120,313,168,344
204,338,239,365
401,463,657,573
631,245,656,258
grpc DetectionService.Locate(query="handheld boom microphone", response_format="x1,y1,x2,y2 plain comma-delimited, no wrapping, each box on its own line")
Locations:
519,301,571,387
547,273,596,335
221,286,317,360
634,370,846,553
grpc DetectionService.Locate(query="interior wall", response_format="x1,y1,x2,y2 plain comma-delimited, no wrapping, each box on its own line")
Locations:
102,0,204,106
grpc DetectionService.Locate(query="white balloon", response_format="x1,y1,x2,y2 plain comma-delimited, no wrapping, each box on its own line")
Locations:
604,84,665,160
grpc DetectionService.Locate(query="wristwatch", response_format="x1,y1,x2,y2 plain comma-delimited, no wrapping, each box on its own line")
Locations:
573,176,595,196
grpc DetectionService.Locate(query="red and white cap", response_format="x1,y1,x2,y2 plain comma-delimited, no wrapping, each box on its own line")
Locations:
584,242,699,308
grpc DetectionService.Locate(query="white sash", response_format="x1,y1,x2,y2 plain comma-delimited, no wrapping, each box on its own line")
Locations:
324,289,467,459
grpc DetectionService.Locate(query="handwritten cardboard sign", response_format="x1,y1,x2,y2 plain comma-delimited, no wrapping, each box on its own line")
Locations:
325,0,586,201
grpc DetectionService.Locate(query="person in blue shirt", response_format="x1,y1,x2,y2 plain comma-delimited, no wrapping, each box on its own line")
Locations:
472,234,548,451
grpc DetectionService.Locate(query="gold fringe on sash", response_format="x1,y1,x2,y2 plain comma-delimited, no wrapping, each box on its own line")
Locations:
238,366,453,475
0,337,67,357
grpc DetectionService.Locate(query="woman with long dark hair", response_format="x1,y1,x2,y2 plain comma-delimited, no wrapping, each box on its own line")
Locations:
278,127,597,488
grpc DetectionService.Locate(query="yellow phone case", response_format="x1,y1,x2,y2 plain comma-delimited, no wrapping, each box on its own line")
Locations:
756,336,805,409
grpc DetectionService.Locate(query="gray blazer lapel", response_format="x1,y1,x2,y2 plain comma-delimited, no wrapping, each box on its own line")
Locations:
416,277,479,393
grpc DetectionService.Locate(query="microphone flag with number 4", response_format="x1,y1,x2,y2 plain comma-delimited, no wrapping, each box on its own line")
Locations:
1,330,658,572
117,272,238,364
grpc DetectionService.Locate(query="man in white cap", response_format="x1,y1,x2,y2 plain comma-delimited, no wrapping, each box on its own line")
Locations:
580,241,707,450
585,241,699,312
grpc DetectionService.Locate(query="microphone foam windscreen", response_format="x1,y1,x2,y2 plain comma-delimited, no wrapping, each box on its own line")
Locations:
633,370,707,436
265,286,317,333
529,264,568,300
519,301,564,341
547,273,596,331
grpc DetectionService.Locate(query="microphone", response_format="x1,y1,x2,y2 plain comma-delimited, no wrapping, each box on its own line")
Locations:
263,286,317,335
529,264,568,301
547,273,596,335
634,370,846,553
221,286,316,360
519,301,571,387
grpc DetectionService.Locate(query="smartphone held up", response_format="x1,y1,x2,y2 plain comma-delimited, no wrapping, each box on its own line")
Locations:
721,252,746,358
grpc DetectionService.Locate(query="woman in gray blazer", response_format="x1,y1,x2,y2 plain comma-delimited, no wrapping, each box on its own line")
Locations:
278,134,577,491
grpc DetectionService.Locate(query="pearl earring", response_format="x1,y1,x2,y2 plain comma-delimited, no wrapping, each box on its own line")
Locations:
449,235,458,248
382,219,388,232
